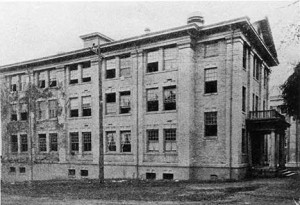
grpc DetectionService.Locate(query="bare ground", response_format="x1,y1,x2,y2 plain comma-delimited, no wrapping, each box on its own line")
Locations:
1,175,300,205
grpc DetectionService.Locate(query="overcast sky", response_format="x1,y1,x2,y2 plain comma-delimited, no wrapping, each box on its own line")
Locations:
0,1,299,84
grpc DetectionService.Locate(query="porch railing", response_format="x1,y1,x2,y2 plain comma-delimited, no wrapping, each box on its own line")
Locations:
248,110,285,121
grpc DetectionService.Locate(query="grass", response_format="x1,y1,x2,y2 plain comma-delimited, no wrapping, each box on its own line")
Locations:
2,175,300,204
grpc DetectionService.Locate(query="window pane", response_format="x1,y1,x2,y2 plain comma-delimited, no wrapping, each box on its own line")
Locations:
164,129,176,152
70,132,79,151
164,87,176,110
164,47,177,70
107,132,116,152
106,59,115,70
70,98,78,109
20,75,29,90
39,134,47,152
83,132,92,152
205,68,217,81
147,130,159,152
50,133,58,151
82,67,91,78
121,131,131,152
147,89,159,112
147,50,159,63
205,112,217,137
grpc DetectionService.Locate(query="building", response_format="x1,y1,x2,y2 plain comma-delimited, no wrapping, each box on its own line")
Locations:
270,86,300,168
0,13,289,182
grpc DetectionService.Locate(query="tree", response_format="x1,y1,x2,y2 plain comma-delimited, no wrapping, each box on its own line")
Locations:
280,62,300,119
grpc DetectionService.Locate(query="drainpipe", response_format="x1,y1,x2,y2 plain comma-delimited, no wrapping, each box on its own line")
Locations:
229,26,234,180
135,46,139,179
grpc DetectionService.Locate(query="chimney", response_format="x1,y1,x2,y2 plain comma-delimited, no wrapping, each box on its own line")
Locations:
187,11,204,26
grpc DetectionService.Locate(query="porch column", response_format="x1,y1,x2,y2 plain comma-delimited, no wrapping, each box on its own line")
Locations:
268,130,276,169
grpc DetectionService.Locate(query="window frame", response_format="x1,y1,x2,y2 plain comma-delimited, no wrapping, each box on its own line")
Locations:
20,134,28,152
204,41,219,58
82,96,92,117
147,129,159,152
37,101,47,120
106,93,117,115
163,86,176,111
120,131,131,153
146,88,159,112
105,58,116,79
70,132,79,152
120,55,131,77
83,132,92,152
49,133,58,152
69,64,79,84
164,129,177,152
119,91,131,114
204,68,218,94
38,133,47,152
242,86,246,112
82,61,92,82
146,50,159,73
11,135,18,153
106,131,117,152
49,69,57,88
49,100,58,119
69,98,79,118
204,112,218,137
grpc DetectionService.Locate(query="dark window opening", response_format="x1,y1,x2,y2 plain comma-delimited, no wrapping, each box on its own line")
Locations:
50,133,58,152
164,87,176,110
242,129,247,154
49,80,57,87
81,170,89,177
147,101,159,112
20,134,28,152
9,167,16,173
70,132,79,152
146,173,156,180
19,167,26,173
147,62,158,73
82,61,91,68
205,112,217,137
70,109,78,117
11,135,18,152
20,112,28,121
82,76,91,83
83,132,92,152
68,169,75,176
11,84,17,92
242,87,246,112
106,69,116,79
39,80,45,88
11,114,17,121
70,79,78,84
243,44,247,69
106,93,116,103
82,108,91,116
205,81,217,94
39,134,47,152
163,173,174,180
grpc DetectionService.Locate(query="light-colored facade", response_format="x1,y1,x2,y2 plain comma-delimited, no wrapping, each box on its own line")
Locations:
1,14,286,182
270,86,300,168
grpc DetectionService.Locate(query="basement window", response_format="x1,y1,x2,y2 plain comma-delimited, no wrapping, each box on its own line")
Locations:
68,169,75,176
9,167,16,173
81,170,89,177
163,173,174,180
146,173,156,180
19,167,26,173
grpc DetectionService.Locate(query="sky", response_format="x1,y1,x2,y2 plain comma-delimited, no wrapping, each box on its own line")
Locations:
0,1,299,82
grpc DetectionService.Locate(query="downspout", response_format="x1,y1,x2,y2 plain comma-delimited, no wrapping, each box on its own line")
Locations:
229,26,234,180
135,46,139,179
27,67,34,183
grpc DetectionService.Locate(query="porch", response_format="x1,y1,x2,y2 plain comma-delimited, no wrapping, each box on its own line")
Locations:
246,110,290,172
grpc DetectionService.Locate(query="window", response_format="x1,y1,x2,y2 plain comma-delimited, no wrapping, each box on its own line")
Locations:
242,129,247,154
146,173,156,180
163,173,174,180
147,88,159,112
20,102,28,121
19,167,26,173
11,76,18,91
82,61,91,82
106,58,116,79
11,104,17,121
243,44,248,69
70,98,79,117
252,93,255,111
204,41,218,57
20,134,28,152
68,169,75,176
263,100,266,111
81,170,88,177
120,131,131,152
106,93,116,114
205,68,217,93
9,167,16,173
38,71,46,88
242,87,246,112
39,134,47,152
120,91,131,114
147,50,159,73
147,129,159,152
20,75,29,91
82,96,92,117
69,64,79,84
48,100,58,118
50,133,58,152
49,69,57,87
106,132,116,152
38,101,47,120
11,135,18,153
83,132,92,152
120,55,131,77
256,60,261,80
264,68,268,88
205,112,217,137
164,47,177,70
255,95,259,111
253,57,256,78
164,129,177,152
70,132,79,152
164,86,176,110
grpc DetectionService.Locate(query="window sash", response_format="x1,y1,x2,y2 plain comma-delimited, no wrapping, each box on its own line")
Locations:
39,71,46,80
205,112,217,125
50,133,58,151
70,98,79,109
106,59,116,70
39,134,47,152
107,132,116,152
70,68,79,80
164,87,176,103
49,70,56,80
82,67,91,78
70,133,79,151
120,93,130,108
147,89,159,101
82,96,91,108
11,76,18,84
83,132,92,152
147,51,159,63
205,68,217,82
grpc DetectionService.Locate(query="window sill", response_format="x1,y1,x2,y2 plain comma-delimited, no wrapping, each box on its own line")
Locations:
145,152,178,155
204,136,218,140
145,69,177,76
145,110,177,115
68,81,92,86
204,55,218,58
203,93,218,96
105,152,133,155
105,76,132,81
68,116,92,120
105,113,132,117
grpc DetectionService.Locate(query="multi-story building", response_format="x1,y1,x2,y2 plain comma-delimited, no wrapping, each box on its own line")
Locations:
0,13,289,182
270,86,300,169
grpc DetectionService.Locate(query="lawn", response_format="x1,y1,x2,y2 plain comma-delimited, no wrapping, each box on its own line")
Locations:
1,175,300,205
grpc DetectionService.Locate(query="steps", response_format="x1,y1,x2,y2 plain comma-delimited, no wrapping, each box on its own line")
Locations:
278,168,297,177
